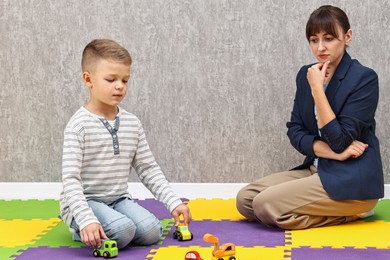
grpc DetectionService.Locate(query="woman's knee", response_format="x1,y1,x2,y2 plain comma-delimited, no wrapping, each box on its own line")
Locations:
252,192,278,226
236,186,248,205
104,217,135,249
236,185,259,220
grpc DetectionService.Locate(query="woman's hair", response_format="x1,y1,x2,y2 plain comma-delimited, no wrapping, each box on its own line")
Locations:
81,39,132,72
306,5,350,41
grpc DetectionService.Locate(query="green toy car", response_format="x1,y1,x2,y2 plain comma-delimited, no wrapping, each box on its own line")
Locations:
93,239,118,258
173,224,193,241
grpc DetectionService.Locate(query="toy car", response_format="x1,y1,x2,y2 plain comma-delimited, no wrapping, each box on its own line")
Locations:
93,239,118,258
204,233,236,260
185,250,203,260
173,223,193,241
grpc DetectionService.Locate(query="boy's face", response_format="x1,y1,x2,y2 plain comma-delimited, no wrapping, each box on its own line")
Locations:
83,59,130,113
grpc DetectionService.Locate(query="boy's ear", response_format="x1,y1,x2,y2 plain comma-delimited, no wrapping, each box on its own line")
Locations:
83,71,93,88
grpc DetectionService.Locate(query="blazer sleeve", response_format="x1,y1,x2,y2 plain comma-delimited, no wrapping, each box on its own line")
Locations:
286,65,319,158
319,66,379,153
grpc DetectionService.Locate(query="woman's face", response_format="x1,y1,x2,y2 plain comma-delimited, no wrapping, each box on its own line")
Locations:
309,24,352,67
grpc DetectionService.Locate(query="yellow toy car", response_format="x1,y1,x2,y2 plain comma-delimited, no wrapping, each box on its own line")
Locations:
173,223,193,241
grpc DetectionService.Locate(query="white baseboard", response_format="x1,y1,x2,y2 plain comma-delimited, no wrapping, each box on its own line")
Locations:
0,182,247,200
0,182,389,200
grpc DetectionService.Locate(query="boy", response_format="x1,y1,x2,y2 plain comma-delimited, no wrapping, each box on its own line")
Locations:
60,39,191,249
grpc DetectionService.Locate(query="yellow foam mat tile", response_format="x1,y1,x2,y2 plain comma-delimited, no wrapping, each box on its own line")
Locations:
147,245,285,260
0,218,61,248
187,198,245,221
287,220,390,249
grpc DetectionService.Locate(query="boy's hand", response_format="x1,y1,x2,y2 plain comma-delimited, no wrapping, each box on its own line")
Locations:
172,203,192,226
80,223,108,248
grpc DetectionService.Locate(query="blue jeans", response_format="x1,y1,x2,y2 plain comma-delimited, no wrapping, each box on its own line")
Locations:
70,197,162,249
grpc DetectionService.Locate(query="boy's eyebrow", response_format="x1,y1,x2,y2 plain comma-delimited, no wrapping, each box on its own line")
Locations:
105,73,130,77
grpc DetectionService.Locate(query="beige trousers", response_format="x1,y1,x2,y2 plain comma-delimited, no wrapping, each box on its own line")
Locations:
236,166,378,229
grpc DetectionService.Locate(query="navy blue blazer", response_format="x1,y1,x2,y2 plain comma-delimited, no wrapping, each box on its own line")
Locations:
287,52,384,200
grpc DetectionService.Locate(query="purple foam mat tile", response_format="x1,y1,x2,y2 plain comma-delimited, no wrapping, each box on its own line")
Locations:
161,219,285,247
14,245,157,260
133,198,171,219
116,244,159,259
133,198,189,220
14,247,91,260
291,246,390,260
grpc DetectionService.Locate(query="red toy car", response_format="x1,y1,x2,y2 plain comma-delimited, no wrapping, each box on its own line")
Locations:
185,250,203,260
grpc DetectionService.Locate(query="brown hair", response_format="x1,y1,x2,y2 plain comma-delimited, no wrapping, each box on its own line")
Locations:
306,5,350,41
81,39,132,72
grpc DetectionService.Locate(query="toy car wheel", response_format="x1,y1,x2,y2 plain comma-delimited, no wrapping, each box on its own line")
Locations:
229,257,236,260
93,250,100,257
218,258,224,260
173,232,178,239
103,252,110,258
178,233,183,241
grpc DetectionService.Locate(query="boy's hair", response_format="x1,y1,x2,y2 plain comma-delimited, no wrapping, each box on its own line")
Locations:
306,5,350,41
81,39,132,72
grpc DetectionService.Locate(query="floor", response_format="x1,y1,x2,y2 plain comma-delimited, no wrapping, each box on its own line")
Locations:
1,198,390,259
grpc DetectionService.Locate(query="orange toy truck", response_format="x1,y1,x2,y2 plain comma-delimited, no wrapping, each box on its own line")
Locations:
203,233,236,260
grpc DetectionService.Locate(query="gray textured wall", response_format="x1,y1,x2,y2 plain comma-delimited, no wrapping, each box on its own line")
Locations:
0,0,389,183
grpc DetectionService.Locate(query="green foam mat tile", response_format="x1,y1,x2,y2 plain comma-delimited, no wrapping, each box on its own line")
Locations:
0,246,26,260
29,221,84,248
0,200,59,220
361,199,390,222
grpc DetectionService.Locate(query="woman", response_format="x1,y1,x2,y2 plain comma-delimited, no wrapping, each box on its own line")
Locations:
236,5,384,229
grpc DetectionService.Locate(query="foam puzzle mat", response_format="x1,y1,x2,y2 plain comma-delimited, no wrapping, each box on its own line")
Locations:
1,198,389,259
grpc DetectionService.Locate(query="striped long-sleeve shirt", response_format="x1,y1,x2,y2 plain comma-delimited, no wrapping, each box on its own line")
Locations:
59,106,182,231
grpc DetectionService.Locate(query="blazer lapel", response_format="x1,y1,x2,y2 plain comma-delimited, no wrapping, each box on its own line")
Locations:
325,52,352,103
